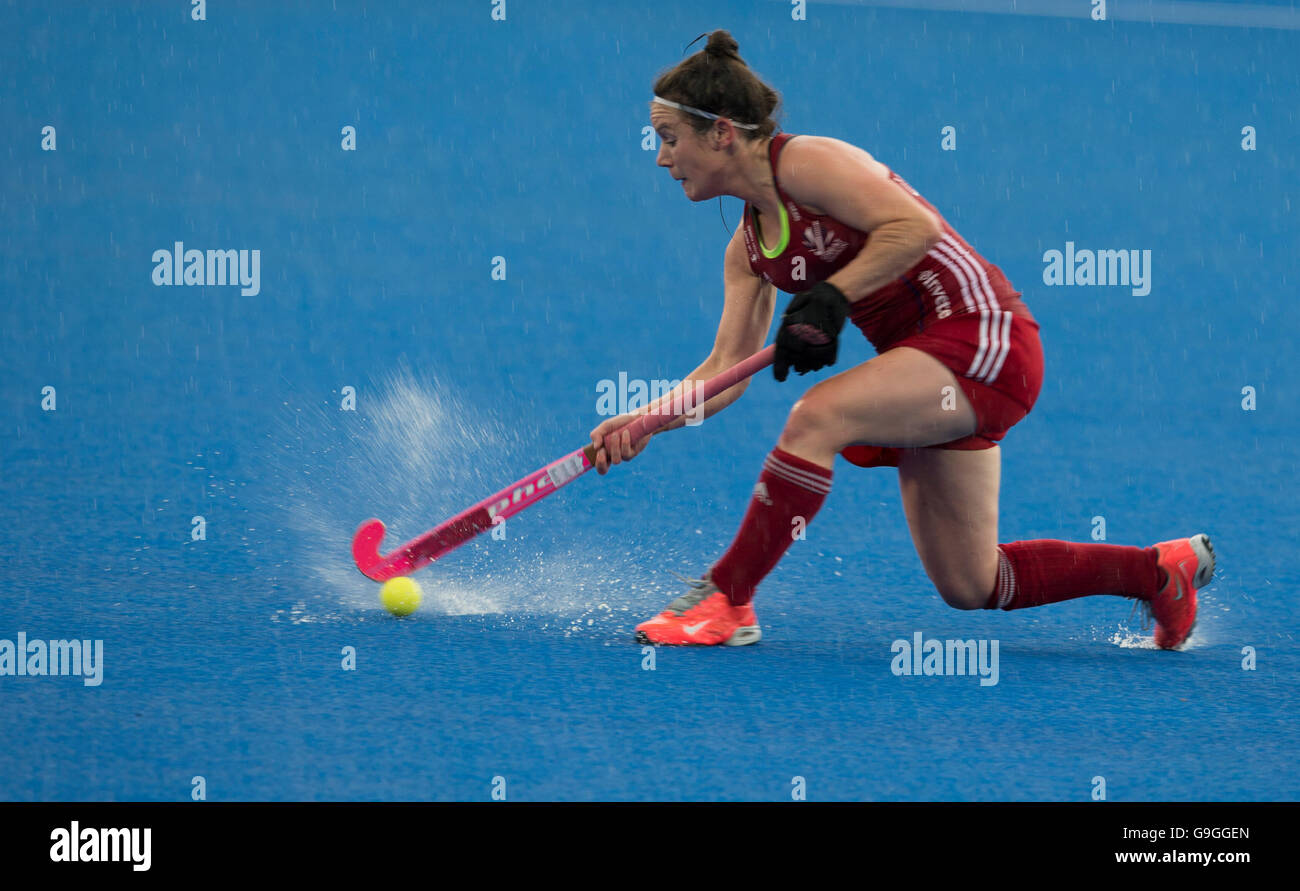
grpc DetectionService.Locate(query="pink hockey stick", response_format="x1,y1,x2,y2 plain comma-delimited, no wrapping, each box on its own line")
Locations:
352,345,775,581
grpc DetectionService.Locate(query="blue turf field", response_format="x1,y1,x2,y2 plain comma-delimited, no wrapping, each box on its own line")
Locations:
2,0,1297,801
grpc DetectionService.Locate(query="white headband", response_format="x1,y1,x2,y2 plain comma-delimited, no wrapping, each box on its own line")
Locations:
652,95,760,130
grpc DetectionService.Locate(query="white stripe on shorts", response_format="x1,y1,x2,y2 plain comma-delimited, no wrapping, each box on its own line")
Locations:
985,310,1014,384
932,238,999,380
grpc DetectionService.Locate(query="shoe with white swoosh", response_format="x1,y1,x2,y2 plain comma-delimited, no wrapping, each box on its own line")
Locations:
634,574,761,647
1147,533,1216,650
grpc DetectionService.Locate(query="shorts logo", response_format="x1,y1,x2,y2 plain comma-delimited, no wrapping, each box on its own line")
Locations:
916,269,953,319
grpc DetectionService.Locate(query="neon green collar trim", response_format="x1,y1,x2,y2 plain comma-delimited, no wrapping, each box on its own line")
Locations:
751,201,790,258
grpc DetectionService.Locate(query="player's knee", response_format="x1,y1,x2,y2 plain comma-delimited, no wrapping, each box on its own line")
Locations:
933,578,989,611
778,389,841,451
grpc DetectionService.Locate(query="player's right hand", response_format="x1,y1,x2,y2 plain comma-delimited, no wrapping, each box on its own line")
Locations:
589,413,653,475
773,281,850,382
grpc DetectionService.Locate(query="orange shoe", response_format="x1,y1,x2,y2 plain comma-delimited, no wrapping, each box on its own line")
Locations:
1147,533,1216,650
634,575,761,646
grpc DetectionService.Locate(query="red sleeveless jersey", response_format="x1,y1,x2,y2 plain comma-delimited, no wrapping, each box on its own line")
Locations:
741,133,1034,354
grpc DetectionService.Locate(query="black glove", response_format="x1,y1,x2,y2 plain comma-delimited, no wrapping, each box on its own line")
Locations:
773,281,850,382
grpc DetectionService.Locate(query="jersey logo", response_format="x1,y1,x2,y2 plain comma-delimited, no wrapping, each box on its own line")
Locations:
802,221,848,262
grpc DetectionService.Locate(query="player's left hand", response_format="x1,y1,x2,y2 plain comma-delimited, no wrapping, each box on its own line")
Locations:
589,412,653,475
773,281,851,382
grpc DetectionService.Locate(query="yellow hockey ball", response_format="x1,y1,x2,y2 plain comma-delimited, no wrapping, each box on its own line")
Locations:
379,577,422,617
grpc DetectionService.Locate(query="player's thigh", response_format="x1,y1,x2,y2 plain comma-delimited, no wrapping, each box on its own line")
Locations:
897,445,1001,609
783,346,978,450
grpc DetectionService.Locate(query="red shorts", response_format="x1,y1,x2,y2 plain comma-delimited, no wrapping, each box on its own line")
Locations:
840,310,1044,466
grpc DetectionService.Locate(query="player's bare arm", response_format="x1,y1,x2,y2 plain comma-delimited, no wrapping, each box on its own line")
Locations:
777,136,943,302
587,223,775,473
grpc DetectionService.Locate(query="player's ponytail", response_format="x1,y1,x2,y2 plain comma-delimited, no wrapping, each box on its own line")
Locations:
652,29,781,139
703,30,741,62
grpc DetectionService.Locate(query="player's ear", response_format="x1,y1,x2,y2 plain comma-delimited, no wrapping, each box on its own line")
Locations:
711,126,728,150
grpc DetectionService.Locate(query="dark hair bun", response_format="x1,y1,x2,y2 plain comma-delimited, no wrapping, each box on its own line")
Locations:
704,30,740,60
654,28,779,138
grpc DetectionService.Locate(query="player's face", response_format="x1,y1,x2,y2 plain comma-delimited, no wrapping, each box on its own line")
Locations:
651,106,717,202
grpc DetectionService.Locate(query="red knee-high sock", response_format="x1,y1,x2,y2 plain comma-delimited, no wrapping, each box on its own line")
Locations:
985,540,1162,610
710,447,832,606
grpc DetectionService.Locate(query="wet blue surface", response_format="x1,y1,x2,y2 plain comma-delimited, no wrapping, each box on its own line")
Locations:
1,0,1296,800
